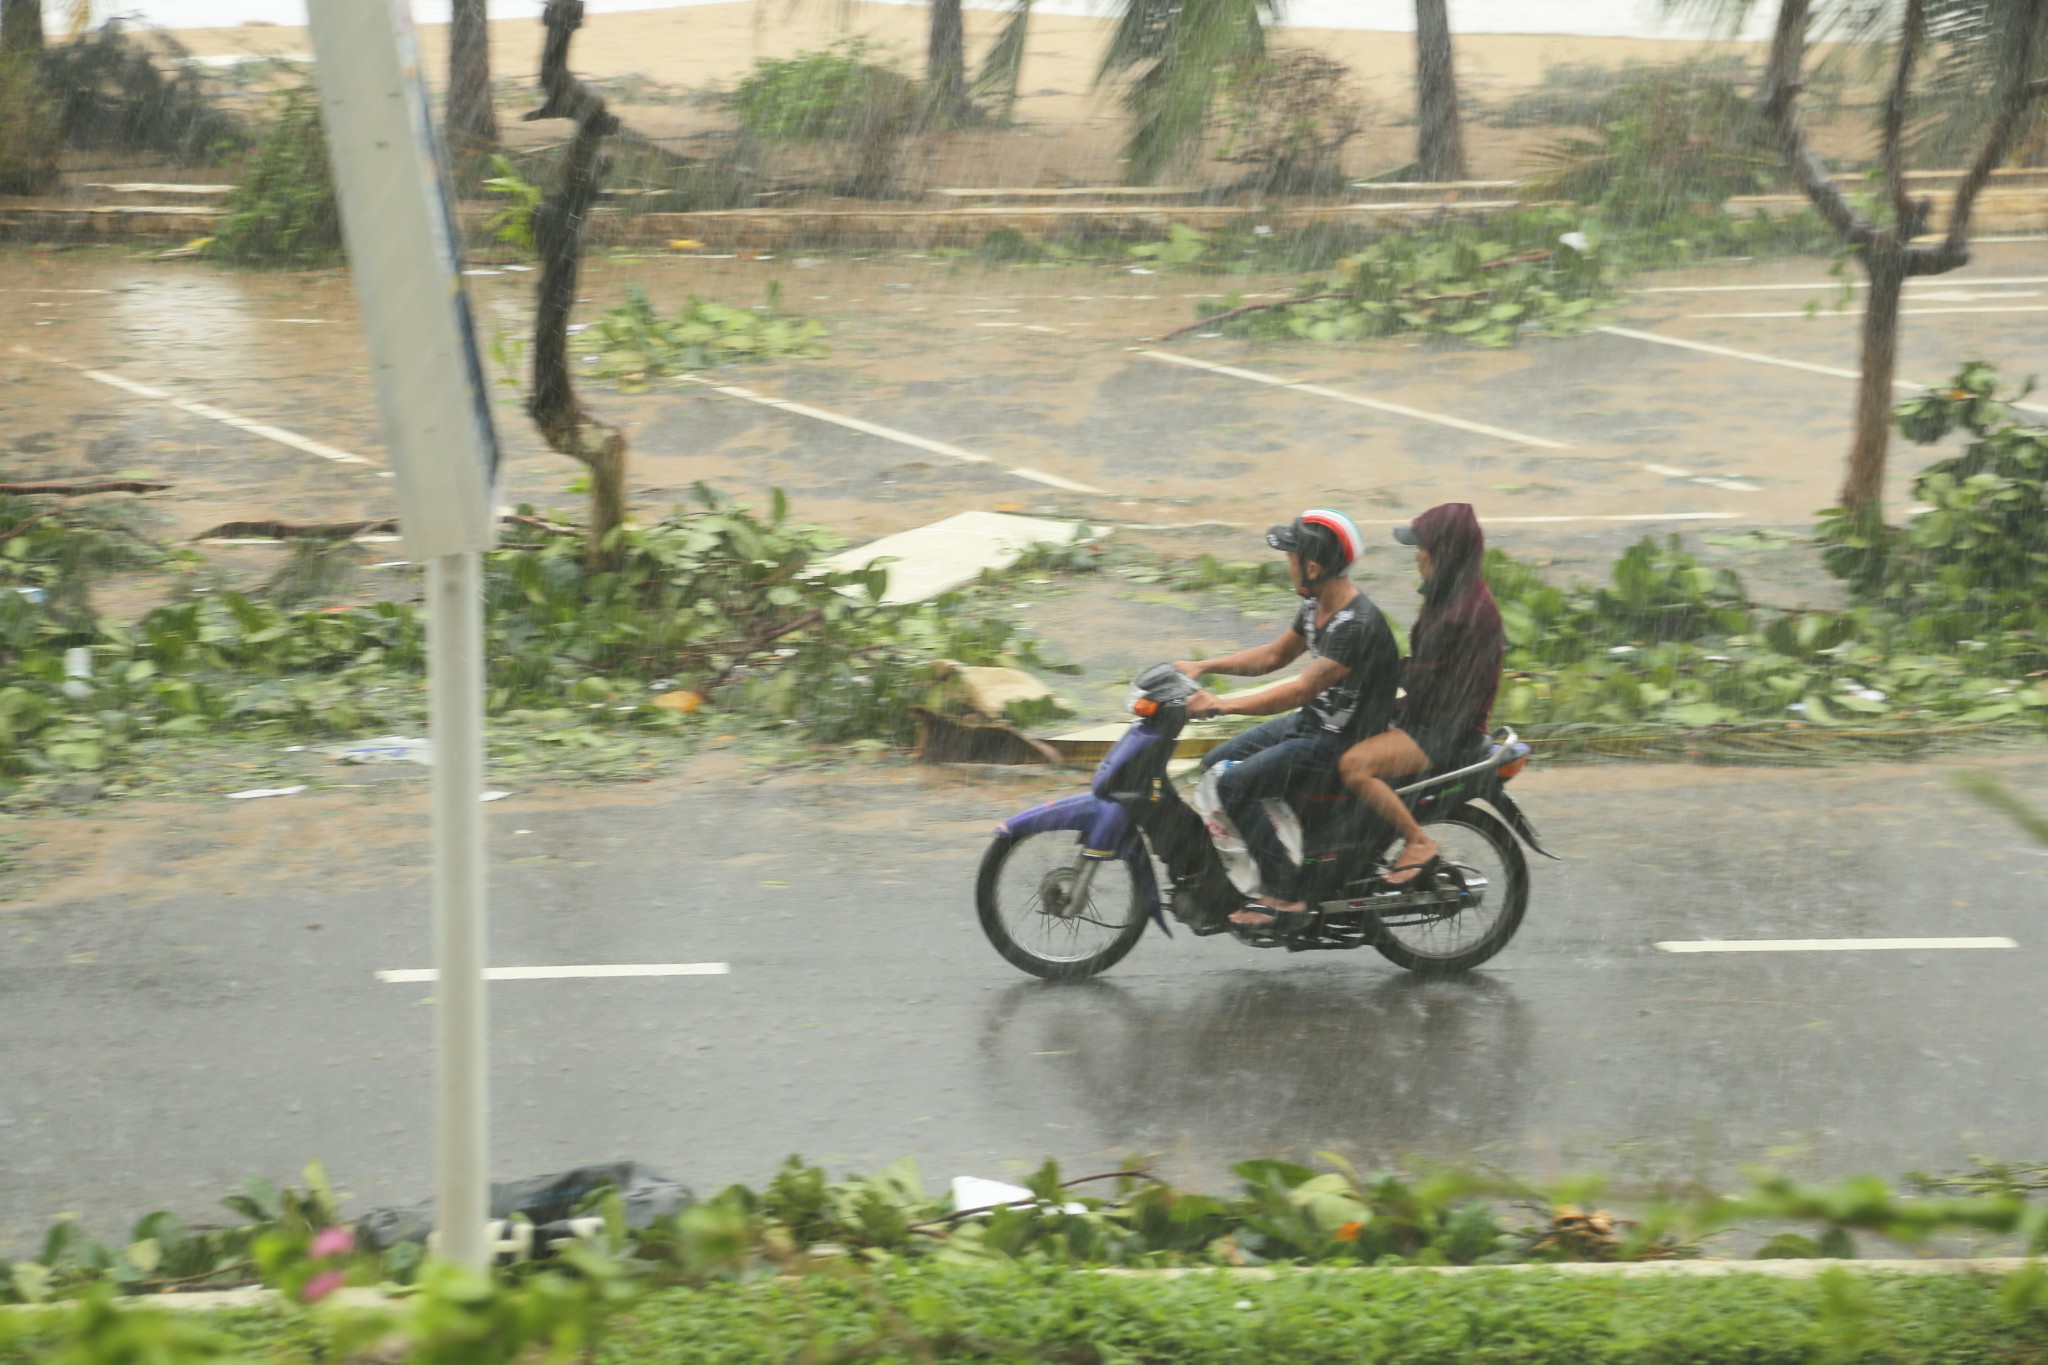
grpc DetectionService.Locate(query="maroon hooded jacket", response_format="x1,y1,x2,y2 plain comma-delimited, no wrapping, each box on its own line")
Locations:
1398,503,1503,747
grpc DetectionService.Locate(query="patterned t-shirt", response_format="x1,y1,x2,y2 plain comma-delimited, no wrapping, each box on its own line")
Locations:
1291,591,1399,741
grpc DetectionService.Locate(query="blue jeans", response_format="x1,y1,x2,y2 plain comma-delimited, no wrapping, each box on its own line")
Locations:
1200,712,1346,902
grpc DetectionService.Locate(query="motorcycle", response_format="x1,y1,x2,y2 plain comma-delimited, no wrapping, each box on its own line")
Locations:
976,663,1560,981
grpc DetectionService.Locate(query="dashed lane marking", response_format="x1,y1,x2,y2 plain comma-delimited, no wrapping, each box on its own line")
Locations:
17,347,374,466
1594,326,2048,416
678,376,1106,494
376,963,732,983
1656,937,2018,954
1136,349,1573,451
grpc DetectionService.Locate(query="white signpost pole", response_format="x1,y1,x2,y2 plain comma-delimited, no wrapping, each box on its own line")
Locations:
303,0,501,1272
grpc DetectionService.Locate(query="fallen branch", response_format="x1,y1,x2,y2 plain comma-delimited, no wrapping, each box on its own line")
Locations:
0,479,169,496
1157,292,1345,341
702,609,825,693
195,518,398,541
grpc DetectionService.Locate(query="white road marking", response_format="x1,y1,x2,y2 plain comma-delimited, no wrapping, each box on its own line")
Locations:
1596,326,2048,415
1656,937,2018,954
1640,462,1760,491
680,377,1106,494
377,963,732,983
1639,275,2048,294
1690,304,2048,320
1137,350,1572,450
1356,512,1740,525
18,348,373,465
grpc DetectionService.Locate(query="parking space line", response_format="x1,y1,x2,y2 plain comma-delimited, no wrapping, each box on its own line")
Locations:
18,347,374,466
1595,326,2048,415
1136,350,1574,451
679,376,1106,494
1639,276,2048,294
1656,937,2017,954
1690,305,2048,320
376,963,732,983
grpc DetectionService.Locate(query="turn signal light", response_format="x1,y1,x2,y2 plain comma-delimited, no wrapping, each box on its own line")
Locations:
1497,755,1528,781
1131,697,1159,717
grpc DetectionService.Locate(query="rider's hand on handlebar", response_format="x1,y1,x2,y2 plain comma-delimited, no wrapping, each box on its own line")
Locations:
1172,660,1204,680
1187,690,1224,720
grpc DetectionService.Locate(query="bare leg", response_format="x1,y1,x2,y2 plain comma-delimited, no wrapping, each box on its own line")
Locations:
1339,729,1436,884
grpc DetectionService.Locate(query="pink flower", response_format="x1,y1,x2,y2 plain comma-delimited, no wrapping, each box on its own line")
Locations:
309,1227,356,1260
301,1270,346,1304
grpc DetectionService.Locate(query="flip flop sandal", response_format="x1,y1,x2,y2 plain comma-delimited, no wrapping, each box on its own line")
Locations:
1230,902,1316,938
1380,854,1443,889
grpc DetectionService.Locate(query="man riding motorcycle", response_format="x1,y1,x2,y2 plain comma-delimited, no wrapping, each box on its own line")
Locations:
1339,502,1505,887
1173,510,1401,929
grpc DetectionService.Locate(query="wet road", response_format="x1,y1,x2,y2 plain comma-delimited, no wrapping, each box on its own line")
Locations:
3,753,2044,1246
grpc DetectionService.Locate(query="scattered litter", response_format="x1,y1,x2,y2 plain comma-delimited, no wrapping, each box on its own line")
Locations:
653,689,705,714
13,586,45,604
1560,231,1591,253
566,323,590,335
949,1176,1086,1216
282,745,305,753
359,1162,693,1256
504,264,535,272
62,647,92,701
481,791,512,803
515,829,533,836
371,560,411,569
795,257,825,269
462,269,505,277
228,785,307,800
323,736,433,765
668,239,705,251
1128,267,1156,275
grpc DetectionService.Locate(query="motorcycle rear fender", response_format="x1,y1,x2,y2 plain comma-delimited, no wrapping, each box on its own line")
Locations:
994,793,1168,933
1481,787,1562,861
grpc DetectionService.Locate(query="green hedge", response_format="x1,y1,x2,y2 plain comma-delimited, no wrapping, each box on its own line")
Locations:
7,1264,2046,1365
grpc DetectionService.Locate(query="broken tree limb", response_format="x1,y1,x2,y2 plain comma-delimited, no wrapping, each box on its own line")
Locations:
524,0,628,573
195,518,399,541
1156,292,1345,341
0,479,170,496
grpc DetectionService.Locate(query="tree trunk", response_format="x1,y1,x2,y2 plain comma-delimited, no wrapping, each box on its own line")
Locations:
1413,0,1466,182
0,0,44,55
447,0,498,192
1843,244,1906,513
526,0,627,572
927,0,967,124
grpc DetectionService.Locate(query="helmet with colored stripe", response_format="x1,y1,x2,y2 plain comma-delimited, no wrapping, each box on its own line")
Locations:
1265,508,1363,588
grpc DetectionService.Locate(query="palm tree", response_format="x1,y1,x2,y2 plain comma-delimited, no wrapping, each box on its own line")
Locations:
447,0,497,189
1098,0,1278,183
1757,0,2048,516
1413,0,1467,180
927,0,968,121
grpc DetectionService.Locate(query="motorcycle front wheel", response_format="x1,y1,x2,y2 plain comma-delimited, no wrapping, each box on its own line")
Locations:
1369,807,1528,975
976,830,1150,981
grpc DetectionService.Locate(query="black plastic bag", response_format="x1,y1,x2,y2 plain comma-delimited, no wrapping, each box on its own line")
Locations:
357,1162,693,1253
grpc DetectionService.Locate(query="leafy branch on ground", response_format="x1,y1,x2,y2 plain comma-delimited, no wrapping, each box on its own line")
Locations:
582,283,827,390
0,486,1063,787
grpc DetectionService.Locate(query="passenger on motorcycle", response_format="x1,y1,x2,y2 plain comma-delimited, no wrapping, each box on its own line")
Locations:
1338,502,1505,887
1173,510,1401,927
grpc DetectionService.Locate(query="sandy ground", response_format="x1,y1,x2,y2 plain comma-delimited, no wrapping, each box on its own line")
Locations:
152,3,1826,185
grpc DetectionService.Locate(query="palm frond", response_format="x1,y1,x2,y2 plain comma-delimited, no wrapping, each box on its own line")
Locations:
1097,0,1281,183
971,0,1033,121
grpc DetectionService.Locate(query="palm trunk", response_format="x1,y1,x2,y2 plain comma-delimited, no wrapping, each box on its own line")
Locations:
1,0,45,55
447,0,497,191
1842,245,1905,513
928,0,967,123
1413,0,1466,181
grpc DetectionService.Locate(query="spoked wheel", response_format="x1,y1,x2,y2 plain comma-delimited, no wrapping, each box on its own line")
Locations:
1368,808,1527,975
976,831,1150,981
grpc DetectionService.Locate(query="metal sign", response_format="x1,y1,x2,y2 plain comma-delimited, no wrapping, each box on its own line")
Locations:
305,0,498,559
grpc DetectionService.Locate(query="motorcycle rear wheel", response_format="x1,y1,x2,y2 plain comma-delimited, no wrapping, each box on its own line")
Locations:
977,831,1150,981
1369,807,1528,975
